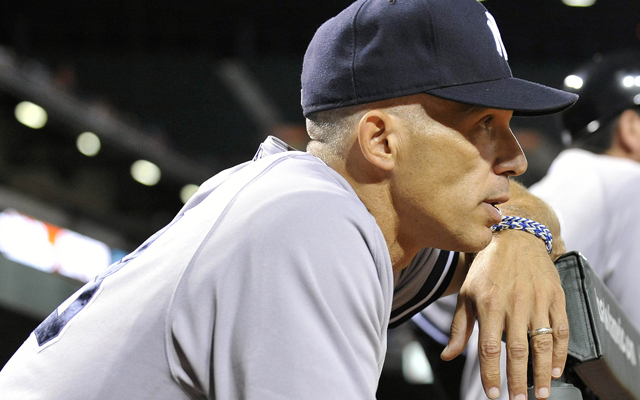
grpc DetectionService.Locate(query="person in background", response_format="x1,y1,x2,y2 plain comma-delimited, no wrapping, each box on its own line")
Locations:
530,49,640,330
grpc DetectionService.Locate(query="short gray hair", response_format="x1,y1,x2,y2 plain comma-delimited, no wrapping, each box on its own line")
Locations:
305,97,428,159
305,105,369,158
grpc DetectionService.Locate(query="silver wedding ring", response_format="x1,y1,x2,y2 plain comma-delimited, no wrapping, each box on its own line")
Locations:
528,327,553,337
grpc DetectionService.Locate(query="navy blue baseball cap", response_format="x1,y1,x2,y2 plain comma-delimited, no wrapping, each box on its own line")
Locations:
301,0,578,118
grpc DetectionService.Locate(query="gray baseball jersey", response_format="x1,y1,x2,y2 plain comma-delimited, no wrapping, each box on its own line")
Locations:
0,136,457,399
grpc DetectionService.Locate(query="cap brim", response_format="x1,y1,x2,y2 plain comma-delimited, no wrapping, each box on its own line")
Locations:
426,77,578,116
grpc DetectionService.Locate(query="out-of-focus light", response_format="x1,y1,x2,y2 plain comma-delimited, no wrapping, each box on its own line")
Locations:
0,210,56,272
621,75,640,88
0,209,112,282
76,132,101,156
587,120,600,133
131,160,161,186
55,229,111,282
562,0,596,6
564,75,584,90
402,341,434,384
634,94,640,105
561,130,573,147
180,184,199,204
623,76,635,88
15,101,48,129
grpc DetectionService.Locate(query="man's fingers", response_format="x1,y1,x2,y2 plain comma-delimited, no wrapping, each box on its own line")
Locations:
503,328,530,400
550,304,570,379
441,297,475,361
523,290,568,400
478,329,506,400
529,324,554,399
475,300,511,400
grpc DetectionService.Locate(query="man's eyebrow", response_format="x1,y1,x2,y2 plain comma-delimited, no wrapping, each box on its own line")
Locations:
458,104,489,117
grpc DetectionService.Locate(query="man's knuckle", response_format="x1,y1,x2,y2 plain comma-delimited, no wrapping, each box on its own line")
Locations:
554,346,568,357
507,341,529,360
479,339,503,359
554,322,570,341
531,336,553,353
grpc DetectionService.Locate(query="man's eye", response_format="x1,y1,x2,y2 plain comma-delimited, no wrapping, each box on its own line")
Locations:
483,116,493,129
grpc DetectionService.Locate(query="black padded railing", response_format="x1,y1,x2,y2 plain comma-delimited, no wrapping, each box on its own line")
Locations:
541,252,640,399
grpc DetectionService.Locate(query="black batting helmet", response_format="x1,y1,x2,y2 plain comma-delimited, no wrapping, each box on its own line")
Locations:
562,49,640,141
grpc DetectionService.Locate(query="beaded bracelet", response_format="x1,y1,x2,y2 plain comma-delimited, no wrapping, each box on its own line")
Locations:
491,216,553,255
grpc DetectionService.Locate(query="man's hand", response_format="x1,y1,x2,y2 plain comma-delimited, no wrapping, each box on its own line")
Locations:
441,181,569,400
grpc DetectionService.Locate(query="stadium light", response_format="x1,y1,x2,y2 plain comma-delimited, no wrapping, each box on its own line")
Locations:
180,184,199,204
131,160,161,186
15,101,48,129
76,132,101,157
562,0,596,7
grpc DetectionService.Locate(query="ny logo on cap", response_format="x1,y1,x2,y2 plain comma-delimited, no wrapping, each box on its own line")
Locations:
486,12,508,61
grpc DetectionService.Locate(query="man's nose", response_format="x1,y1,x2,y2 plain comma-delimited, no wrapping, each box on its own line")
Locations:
494,130,528,177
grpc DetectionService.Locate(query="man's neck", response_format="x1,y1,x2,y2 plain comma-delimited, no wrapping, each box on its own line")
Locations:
328,160,419,272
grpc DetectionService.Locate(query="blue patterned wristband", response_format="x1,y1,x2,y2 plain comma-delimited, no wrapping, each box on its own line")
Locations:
491,216,553,255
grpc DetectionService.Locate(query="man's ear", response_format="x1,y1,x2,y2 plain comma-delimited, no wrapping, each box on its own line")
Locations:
356,110,399,172
616,109,640,158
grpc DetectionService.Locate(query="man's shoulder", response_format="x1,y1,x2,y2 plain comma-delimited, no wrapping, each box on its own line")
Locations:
245,151,363,210
223,136,360,205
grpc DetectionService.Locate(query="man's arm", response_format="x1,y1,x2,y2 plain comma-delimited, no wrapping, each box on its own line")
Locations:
441,180,569,400
442,180,566,296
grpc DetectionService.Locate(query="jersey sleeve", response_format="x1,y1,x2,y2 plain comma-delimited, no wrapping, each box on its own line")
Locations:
166,161,394,400
389,248,459,328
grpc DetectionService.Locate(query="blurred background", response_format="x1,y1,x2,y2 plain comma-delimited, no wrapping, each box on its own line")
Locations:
0,0,638,397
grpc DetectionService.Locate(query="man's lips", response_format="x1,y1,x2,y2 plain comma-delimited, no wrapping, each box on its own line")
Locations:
483,187,509,224
484,202,503,224
483,192,509,224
